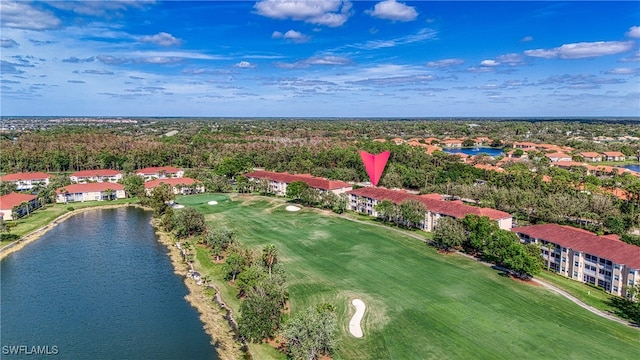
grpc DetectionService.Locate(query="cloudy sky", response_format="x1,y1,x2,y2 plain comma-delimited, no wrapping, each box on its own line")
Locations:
1,0,639,117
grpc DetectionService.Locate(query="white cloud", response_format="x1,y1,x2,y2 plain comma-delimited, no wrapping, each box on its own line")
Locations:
604,67,639,75
254,0,352,27
235,61,255,68
521,36,533,42
525,41,634,59
1,38,19,48
351,28,437,50
47,0,155,17
627,26,640,38
367,0,418,22
276,55,351,68
496,53,525,66
426,58,464,68
139,32,182,46
0,1,61,30
480,60,499,67
272,29,310,43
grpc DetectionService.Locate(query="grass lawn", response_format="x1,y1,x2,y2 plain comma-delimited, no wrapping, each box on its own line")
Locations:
178,193,640,360
1,198,138,248
534,270,617,313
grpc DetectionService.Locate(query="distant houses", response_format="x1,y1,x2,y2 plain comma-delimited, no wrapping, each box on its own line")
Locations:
135,166,184,181
0,172,50,190
0,192,39,220
580,152,603,162
347,187,513,231
70,169,123,183
515,224,640,298
56,183,126,203
602,151,625,162
244,171,353,196
144,177,205,195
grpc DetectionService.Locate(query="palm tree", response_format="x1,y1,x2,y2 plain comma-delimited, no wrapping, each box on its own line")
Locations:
262,244,278,278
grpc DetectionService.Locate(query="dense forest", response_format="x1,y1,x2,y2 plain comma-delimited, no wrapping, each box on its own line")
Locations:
2,118,640,237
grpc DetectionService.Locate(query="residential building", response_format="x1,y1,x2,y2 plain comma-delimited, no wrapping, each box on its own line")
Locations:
580,152,603,162
135,166,184,181
69,169,123,183
347,187,512,231
602,151,625,162
513,141,538,150
56,183,126,203
545,152,572,163
514,224,640,298
244,171,352,196
0,172,51,190
442,139,463,148
0,192,39,220
144,177,205,195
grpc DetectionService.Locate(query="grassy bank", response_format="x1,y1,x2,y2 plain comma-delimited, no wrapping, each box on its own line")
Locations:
177,193,640,360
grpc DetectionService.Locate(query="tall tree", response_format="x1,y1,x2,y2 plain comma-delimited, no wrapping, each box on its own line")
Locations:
399,199,427,228
433,217,466,251
280,305,338,360
262,244,278,278
238,287,284,343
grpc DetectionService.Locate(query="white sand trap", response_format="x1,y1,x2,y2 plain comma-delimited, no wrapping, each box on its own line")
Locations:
285,205,301,212
349,299,366,338
207,201,218,205
173,204,185,209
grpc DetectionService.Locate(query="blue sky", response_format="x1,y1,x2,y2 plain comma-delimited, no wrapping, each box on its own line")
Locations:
1,1,639,117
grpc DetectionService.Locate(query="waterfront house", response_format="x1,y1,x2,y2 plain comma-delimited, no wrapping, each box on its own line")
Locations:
346,187,512,231
442,139,463,148
56,183,126,203
0,172,51,190
514,224,640,298
545,152,572,163
0,192,39,220
580,152,603,162
513,141,537,150
70,169,123,183
602,151,625,162
135,166,184,181
144,177,205,195
244,171,352,196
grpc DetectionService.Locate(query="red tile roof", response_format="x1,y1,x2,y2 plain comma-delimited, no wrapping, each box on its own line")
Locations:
347,187,511,221
1,172,51,181
514,224,640,268
144,177,199,188
245,171,352,191
0,193,37,209
56,183,124,194
135,166,182,175
70,169,122,177
580,152,602,158
602,151,624,157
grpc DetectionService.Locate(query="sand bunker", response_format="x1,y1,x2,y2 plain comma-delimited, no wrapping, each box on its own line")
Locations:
207,201,218,205
285,205,301,212
349,299,365,338
173,204,185,209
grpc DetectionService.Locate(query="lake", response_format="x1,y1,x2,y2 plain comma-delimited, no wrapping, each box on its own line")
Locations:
0,207,217,360
443,147,504,157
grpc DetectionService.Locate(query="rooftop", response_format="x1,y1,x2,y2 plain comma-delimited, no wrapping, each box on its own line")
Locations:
245,171,352,191
0,192,37,209
1,172,51,181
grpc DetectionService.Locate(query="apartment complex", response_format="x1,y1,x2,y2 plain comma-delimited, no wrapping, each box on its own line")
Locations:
347,187,513,231
514,224,640,297
244,171,353,196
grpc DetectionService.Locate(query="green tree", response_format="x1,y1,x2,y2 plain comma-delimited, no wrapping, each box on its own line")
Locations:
206,226,236,261
223,253,245,282
287,181,309,200
173,207,206,238
463,214,499,253
433,217,466,251
280,305,338,360
122,174,145,198
399,199,426,228
374,199,397,223
147,183,174,217
238,287,284,343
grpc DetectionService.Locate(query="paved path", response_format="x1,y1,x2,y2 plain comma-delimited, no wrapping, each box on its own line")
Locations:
335,212,638,329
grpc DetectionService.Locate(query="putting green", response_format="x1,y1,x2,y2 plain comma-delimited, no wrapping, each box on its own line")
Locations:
180,194,640,360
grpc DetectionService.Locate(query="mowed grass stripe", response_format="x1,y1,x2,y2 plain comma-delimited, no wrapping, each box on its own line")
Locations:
179,194,640,360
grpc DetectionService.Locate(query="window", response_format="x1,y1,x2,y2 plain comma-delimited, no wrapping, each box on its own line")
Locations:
573,271,578,278
613,286,618,293
614,275,619,282
562,257,567,262
575,261,580,267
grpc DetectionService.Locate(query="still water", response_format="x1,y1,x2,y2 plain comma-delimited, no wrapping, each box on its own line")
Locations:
443,147,504,157
1,207,217,359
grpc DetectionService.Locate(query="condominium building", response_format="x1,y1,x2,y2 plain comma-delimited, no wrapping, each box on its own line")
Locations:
514,224,640,298
244,171,353,196
347,187,513,231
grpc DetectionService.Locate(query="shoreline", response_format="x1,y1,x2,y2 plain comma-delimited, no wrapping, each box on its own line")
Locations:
0,203,137,260
153,223,245,360
1,204,245,359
